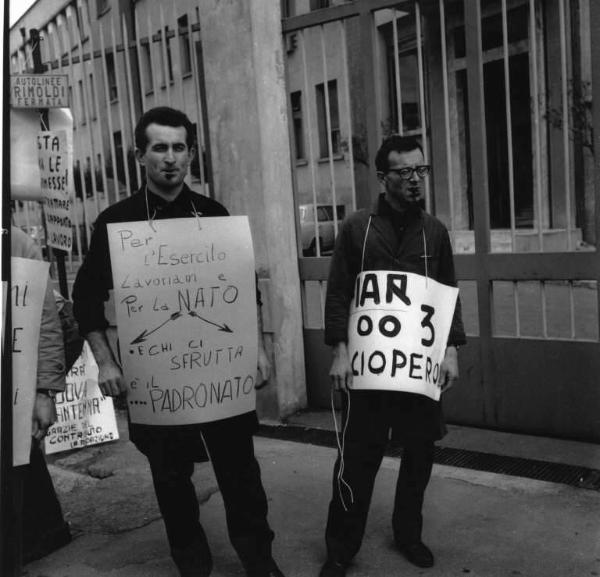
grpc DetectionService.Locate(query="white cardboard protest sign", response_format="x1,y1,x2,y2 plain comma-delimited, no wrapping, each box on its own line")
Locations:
108,216,258,425
11,108,73,202
45,342,120,454
347,270,458,401
11,257,49,466
38,122,74,252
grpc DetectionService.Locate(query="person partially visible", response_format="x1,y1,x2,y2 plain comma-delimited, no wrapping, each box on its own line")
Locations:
319,135,466,577
11,226,71,563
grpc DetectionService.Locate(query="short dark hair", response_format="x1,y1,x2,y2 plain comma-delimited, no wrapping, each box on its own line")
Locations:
375,135,423,173
134,107,195,152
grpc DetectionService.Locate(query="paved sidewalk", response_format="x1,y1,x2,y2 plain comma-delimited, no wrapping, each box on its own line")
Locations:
23,411,600,577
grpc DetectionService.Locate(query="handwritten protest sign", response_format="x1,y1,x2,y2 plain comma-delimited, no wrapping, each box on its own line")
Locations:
12,257,49,466
108,216,258,425
38,128,73,251
347,271,458,401
45,342,119,454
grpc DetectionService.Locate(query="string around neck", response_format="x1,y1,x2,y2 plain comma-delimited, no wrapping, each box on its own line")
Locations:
360,216,372,273
144,185,157,232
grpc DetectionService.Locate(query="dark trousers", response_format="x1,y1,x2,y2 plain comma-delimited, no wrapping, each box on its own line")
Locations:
22,442,70,563
137,428,275,573
325,393,435,564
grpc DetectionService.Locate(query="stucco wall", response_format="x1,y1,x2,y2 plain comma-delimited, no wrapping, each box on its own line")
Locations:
200,0,307,419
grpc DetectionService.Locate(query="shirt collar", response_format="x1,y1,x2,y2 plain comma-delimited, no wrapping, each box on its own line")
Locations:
374,193,423,223
144,184,197,215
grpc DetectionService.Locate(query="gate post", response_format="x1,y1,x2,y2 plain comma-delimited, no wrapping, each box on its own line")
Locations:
198,0,307,419
589,0,600,335
463,0,497,424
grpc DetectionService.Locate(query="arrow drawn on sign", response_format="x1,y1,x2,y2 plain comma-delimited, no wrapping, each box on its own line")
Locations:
188,310,233,333
130,311,183,344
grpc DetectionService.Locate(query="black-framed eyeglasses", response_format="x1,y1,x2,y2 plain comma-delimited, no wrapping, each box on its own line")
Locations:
387,165,431,180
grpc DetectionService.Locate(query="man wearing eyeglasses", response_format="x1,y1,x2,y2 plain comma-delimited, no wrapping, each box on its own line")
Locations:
319,135,466,577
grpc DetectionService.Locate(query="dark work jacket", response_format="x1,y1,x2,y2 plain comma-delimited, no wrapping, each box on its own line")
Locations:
324,194,467,442
72,184,258,461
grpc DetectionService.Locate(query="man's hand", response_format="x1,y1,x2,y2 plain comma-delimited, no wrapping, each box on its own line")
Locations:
97,357,125,397
439,346,459,393
329,342,353,392
86,330,125,397
32,392,57,441
255,345,271,390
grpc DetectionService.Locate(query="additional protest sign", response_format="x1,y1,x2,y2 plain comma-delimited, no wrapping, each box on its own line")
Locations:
11,257,49,466
45,342,119,454
11,108,74,203
347,270,458,401
10,74,69,108
108,216,258,425
38,127,73,251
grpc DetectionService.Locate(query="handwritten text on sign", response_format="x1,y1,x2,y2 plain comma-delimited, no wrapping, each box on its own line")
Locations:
108,217,257,425
45,342,120,454
38,129,73,251
12,257,49,466
347,271,458,401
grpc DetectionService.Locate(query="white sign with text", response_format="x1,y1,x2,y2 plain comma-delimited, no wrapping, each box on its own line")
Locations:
108,216,258,425
347,270,458,401
38,128,73,251
11,257,49,466
45,342,120,454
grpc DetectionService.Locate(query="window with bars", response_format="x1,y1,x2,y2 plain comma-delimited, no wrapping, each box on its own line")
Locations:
178,15,192,76
310,0,330,10
89,73,97,120
106,51,118,101
141,41,154,93
316,79,341,159
291,90,305,160
97,0,110,17
78,80,87,124
78,0,90,41
159,27,174,86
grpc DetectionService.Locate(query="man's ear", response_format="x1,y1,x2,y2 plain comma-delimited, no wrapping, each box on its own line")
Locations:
188,146,197,161
134,147,145,166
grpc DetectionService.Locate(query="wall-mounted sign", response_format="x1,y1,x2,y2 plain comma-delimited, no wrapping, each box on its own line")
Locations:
347,270,458,401
10,74,69,108
108,216,258,426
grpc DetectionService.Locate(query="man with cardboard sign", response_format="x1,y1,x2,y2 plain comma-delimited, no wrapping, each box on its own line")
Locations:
72,107,284,577
319,135,466,577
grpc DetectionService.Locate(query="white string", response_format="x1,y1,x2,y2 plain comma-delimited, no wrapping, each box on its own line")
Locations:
360,216,372,273
331,387,354,511
190,201,202,230
144,185,202,231
422,228,429,288
144,185,157,232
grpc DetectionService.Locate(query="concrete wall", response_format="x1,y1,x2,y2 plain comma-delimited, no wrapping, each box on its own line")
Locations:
200,0,307,419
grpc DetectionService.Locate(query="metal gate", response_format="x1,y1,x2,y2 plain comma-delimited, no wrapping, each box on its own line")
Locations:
283,0,600,441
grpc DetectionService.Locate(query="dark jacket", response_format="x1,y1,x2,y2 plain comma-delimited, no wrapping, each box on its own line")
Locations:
324,195,467,442
325,195,466,347
72,185,257,460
